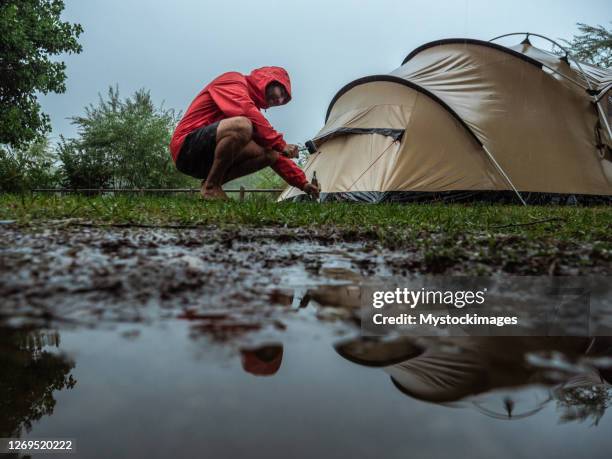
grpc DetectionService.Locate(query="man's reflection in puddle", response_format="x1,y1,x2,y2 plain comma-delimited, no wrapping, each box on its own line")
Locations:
240,344,283,376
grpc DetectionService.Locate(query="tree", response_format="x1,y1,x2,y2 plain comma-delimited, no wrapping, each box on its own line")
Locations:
0,0,83,149
58,86,196,189
561,23,612,68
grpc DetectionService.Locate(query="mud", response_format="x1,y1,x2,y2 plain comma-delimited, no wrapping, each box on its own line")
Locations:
1,222,610,327
0,224,378,327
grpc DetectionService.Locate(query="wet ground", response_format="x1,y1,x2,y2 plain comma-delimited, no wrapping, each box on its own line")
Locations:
1,223,612,458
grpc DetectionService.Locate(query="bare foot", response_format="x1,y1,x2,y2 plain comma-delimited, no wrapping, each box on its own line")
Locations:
201,184,229,201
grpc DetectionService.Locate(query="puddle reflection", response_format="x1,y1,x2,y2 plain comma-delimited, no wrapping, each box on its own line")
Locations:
335,335,612,423
1,280,611,458
240,344,284,376
0,328,76,438
296,282,612,423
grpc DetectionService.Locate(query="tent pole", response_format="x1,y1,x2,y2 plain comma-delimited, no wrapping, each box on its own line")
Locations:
490,32,595,90
595,85,611,102
481,145,527,206
539,63,588,90
596,102,612,142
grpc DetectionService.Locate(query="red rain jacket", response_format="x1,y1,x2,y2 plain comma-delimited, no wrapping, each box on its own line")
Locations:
170,66,307,189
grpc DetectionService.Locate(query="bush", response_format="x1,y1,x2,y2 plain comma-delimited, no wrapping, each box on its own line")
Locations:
58,86,196,189
0,138,59,192
56,137,113,189
0,147,22,192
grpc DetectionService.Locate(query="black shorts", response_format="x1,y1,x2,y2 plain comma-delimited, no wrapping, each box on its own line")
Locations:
175,121,220,179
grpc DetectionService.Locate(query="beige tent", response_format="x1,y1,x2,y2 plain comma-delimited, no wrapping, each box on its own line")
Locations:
280,34,612,204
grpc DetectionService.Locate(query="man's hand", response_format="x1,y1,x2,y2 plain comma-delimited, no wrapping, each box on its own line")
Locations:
303,183,320,200
282,144,299,159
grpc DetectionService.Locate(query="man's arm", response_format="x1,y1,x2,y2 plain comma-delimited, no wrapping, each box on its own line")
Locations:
271,155,308,190
208,79,287,152
272,157,319,197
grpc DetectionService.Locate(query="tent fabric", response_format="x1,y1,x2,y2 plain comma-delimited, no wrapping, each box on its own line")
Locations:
507,43,609,92
279,37,612,204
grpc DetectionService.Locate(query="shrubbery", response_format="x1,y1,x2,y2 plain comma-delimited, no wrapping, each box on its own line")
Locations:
1,86,196,192
57,86,196,189
56,137,113,189
0,138,59,192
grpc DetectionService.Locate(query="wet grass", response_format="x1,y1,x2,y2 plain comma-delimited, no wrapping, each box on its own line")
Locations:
0,193,609,238
0,193,610,274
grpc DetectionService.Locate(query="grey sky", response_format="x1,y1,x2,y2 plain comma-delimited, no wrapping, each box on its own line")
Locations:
40,0,610,146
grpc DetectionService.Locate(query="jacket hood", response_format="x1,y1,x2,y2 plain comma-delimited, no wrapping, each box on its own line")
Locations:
245,66,292,109
240,344,283,376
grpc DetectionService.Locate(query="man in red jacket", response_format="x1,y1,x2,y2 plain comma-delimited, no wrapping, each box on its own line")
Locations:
170,66,319,200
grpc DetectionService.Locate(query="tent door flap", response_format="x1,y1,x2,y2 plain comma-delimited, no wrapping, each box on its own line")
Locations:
314,128,404,146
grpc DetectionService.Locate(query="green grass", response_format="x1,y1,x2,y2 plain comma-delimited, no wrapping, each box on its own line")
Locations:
1,193,610,242
1,193,610,274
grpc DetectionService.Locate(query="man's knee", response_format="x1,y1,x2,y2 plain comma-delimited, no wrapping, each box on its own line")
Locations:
230,116,252,143
218,116,253,145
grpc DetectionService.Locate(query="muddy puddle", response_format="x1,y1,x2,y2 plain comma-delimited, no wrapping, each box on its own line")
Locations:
1,225,612,458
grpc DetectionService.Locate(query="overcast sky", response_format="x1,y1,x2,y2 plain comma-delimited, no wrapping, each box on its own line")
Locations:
39,0,610,145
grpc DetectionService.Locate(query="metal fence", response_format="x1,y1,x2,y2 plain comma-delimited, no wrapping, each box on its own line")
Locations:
32,186,284,201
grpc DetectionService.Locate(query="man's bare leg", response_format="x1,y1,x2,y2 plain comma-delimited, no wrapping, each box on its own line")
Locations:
202,116,253,200
222,141,279,184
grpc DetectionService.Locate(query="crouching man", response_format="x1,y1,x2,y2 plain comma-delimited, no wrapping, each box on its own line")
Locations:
169,66,319,200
